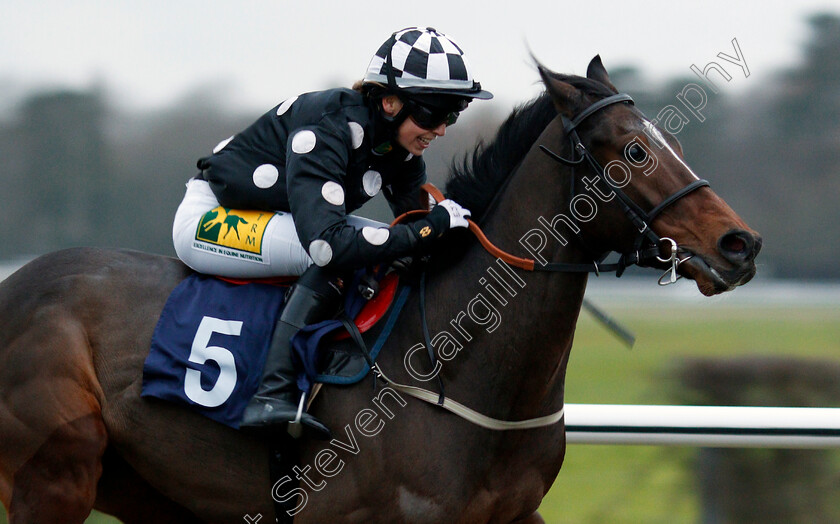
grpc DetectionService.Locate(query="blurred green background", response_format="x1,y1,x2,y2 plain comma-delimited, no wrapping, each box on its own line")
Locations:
539,293,840,523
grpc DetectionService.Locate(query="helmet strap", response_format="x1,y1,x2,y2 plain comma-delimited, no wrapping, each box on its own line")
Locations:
370,86,411,150
370,98,408,155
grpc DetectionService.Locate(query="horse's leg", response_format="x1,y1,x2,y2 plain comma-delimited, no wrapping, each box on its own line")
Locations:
94,448,203,524
0,316,107,523
9,413,106,523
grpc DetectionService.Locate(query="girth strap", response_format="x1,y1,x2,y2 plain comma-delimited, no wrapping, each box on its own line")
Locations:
373,364,566,430
419,270,445,405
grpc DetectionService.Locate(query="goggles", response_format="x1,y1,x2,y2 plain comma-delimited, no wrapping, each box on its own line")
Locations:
404,98,466,130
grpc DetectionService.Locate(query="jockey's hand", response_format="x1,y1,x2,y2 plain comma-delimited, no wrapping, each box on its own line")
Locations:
427,199,472,230
409,198,471,247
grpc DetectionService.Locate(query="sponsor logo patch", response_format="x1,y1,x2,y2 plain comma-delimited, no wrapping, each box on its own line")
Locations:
193,207,274,263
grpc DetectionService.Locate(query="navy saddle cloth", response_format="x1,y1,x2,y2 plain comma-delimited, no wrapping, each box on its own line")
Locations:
141,272,409,428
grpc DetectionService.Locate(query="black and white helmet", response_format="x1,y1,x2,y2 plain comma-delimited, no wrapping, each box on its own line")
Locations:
364,27,493,100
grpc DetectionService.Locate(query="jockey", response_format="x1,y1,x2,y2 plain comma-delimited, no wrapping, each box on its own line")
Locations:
172,27,492,438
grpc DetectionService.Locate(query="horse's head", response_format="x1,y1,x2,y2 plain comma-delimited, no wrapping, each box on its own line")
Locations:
537,56,761,296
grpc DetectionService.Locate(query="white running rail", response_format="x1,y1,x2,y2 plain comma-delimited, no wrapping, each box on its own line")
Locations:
564,404,840,449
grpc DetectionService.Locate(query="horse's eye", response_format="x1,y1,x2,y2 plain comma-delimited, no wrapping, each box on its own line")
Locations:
627,144,647,163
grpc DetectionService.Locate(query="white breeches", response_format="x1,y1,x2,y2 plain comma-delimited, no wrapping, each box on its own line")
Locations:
172,179,384,277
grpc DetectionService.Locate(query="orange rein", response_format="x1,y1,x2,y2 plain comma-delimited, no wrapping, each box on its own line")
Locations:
390,183,536,271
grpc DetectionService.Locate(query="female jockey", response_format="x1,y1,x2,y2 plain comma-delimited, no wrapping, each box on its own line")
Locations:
172,27,492,438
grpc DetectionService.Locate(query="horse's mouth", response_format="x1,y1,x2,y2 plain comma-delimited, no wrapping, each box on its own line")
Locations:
678,252,756,296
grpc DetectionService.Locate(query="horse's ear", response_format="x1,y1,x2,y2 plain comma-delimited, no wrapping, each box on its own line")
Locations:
586,55,619,93
537,63,582,118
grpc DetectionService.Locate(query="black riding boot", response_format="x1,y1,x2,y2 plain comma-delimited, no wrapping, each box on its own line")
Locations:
239,266,344,439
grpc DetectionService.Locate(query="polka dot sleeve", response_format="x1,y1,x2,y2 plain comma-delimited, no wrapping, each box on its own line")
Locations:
285,123,425,270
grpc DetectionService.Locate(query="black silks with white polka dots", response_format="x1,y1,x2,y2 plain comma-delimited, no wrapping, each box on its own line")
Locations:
196,88,428,270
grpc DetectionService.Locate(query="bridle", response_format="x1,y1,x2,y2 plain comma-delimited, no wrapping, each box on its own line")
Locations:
411,93,709,286
535,93,710,284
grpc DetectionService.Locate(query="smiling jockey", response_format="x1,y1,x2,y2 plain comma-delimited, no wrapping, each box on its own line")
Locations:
171,27,492,439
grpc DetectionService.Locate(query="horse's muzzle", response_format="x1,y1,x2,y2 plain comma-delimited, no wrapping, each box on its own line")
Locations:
678,229,762,296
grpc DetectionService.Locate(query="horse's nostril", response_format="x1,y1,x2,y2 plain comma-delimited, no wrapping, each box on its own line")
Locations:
721,234,746,254
718,230,758,263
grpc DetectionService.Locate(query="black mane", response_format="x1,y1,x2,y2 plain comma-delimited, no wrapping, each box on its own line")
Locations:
446,73,615,220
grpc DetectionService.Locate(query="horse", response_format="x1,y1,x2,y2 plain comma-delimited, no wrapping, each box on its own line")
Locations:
0,57,761,523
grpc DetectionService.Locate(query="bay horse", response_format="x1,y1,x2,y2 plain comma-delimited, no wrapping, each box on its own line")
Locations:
0,57,760,523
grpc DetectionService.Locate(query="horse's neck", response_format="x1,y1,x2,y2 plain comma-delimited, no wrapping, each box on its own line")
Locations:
431,126,589,416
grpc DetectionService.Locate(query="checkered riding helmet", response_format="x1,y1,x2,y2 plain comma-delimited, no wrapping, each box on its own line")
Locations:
364,27,493,101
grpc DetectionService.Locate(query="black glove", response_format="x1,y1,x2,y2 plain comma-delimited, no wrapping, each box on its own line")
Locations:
409,199,471,247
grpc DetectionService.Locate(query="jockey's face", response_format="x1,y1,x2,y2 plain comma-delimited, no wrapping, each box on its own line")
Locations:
381,96,447,157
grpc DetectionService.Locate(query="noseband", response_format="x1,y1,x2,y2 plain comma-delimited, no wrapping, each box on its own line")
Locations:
539,93,710,284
